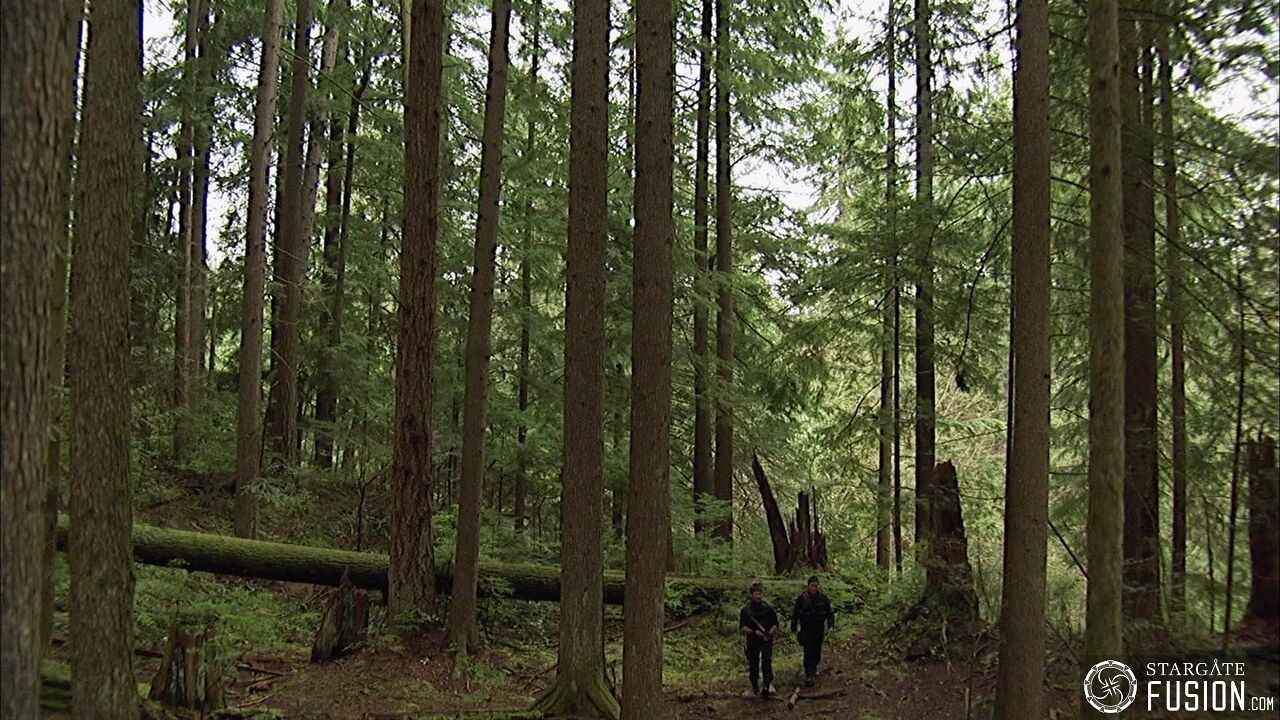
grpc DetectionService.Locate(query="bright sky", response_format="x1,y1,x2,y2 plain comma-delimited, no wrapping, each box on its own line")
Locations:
140,0,1277,267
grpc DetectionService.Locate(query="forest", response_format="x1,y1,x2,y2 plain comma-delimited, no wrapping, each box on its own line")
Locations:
1,0,1278,717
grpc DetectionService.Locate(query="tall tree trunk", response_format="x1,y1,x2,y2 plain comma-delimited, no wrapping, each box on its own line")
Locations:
877,0,898,572
1083,0,1126,712
68,0,142,713
751,453,791,573
913,0,936,561
531,0,618,714
1223,267,1245,640
264,0,315,468
234,0,287,539
190,6,213,381
1,0,78,713
173,0,204,462
1159,17,1187,619
1120,6,1161,627
993,0,1050,715
390,0,446,621
42,4,85,656
514,0,540,535
316,53,367,470
691,0,714,538
449,0,513,657
712,0,734,543
621,0,674,709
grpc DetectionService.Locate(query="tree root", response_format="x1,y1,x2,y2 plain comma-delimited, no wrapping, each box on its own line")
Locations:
531,672,620,719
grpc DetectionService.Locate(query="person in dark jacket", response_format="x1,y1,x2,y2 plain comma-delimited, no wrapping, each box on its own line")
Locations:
791,575,835,685
739,582,779,698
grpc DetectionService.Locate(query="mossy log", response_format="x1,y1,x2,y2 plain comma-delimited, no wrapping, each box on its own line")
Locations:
54,517,746,608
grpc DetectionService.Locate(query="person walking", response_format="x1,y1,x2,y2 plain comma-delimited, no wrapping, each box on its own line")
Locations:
791,575,835,685
739,582,779,698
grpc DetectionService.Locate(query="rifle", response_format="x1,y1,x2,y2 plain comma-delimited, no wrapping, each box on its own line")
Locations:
749,615,775,644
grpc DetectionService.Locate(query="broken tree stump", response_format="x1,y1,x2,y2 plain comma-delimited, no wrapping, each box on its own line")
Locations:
311,569,370,662
148,612,226,712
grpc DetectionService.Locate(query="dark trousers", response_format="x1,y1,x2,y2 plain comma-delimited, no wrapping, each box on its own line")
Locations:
799,626,825,676
746,639,773,690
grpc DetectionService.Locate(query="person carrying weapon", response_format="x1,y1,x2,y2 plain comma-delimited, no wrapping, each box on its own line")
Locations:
791,575,835,685
738,582,780,698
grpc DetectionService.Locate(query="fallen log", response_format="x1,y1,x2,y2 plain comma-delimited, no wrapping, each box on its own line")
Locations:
54,517,745,608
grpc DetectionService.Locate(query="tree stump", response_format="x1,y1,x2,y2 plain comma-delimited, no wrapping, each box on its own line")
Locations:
311,569,370,662
148,612,226,712
1246,437,1279,622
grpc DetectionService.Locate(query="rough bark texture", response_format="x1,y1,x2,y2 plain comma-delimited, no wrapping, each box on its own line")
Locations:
311,571,369,662
1223,277,1245,637
234,0,286,539
691,0,714,537
712,0,735,544
622,0,675,709
993,0,1050,714
265,0,315,468
190,5,213,382
788,491,830,571
532,0,617,713
1120,7,1161,627
390,0,446,622
1084,0,1126,711
920,463,976,616
913,0,936,559
449,0,512,656
1,0,77,714
148,613,225,712
1245,438,1279,621
877,0,898,573
68,0,142,714
1159,22,1187,618
752,453,791,573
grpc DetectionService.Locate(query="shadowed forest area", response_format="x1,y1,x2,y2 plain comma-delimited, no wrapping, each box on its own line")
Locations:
2,0,1278,718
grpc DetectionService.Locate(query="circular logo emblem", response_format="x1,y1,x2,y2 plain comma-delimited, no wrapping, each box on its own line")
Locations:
1083,660,1138,713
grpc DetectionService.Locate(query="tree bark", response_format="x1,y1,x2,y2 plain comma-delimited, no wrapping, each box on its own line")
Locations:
621,0,675,706
751,452,791,573
264,0,315,468
1,0,78,713
1084,0,1127,711
52,517,751,609
68,0,142,714
1159,16,1187,619
1120,4,1161,627
877,0,898,573
315,30,365,470
1223,268,1245,639
712,0,735,544
913,0,936,561
173,0,204,461
390,0,446,621
448,0,513,657
1245,438,1279,622
993,0,1050,714
514,0,541,536
532,0,617,714
691,0,714,538
190,6,213,382
234,0,287,539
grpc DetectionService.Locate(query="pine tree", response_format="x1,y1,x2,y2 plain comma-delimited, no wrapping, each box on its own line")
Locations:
234,0,287,539
993,0,1050,715
621,0,674,711
1084,0,1126,713
532,0,619,713
449,0,513,657
913,0,936,557
691,0,714,537
1,1,78,714
68,0,143,713
712,0,735,543
390,0,447,621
